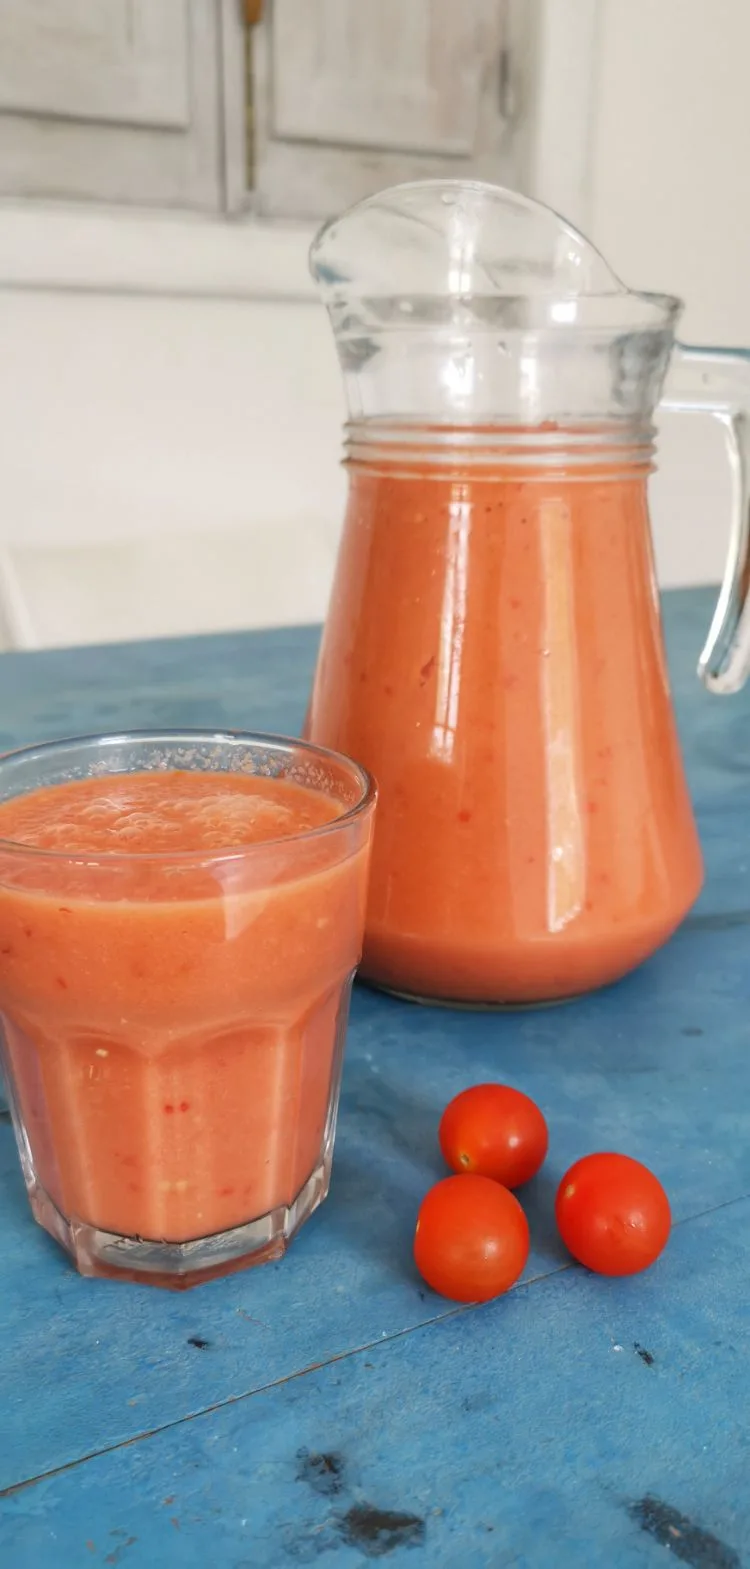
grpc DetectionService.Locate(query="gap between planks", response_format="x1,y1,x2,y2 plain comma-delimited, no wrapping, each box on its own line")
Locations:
2,1188,750,1501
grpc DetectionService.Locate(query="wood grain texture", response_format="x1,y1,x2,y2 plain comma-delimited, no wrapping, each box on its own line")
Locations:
0,590,748,1566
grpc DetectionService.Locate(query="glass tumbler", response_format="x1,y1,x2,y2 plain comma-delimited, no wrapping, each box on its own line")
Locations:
0,731,375,1288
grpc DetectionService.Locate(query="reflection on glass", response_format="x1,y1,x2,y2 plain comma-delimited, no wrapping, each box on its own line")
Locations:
430,493,470,765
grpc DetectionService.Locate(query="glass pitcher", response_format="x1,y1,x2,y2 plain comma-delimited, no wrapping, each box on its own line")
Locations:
305,180,750,1007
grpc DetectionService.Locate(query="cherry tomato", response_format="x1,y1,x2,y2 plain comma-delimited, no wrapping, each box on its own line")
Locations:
555,1152,671,1276
414,1174,530,1303
439,1083,549,1188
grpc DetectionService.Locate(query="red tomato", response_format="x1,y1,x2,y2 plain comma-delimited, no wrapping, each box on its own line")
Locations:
439,1083,549,1188
555,1153,671,1276
414,1174,530,1303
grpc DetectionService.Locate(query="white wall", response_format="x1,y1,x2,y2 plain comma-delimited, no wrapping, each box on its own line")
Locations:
589,0,750,590
0,289,342,550
0,277,347,647
590,0,750,343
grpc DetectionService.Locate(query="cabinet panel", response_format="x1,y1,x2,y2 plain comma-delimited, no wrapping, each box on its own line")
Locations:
0,1,189,129
271,0,485,155
0,0,224,209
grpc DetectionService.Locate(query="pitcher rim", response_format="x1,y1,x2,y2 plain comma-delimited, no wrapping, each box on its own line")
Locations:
310,178,683,332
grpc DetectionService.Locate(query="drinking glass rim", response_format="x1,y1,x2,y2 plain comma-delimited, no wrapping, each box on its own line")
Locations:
0,728,376,865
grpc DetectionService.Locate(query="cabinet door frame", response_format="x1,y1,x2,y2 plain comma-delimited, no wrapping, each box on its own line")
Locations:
518,0,603,231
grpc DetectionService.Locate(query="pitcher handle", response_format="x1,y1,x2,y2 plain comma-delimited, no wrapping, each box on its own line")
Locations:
660,343,750,693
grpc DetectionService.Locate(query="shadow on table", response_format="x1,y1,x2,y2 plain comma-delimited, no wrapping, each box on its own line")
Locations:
339,1052,446,1175
329,1049,570,1295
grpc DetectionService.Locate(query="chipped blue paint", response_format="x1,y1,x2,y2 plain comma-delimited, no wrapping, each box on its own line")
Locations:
0,590,748,1567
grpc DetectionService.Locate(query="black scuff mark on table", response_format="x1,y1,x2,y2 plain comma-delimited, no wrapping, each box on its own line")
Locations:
103,1538,138,1567
628,1496,741,1568
338,1503,425,1558
685,909,750,933
634,1342,655,1366
186,1336,210,1350
296,1448,345,1497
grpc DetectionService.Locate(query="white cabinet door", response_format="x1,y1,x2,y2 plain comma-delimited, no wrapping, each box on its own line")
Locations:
0,0,226,209
0,0,597,225
253,0,523,218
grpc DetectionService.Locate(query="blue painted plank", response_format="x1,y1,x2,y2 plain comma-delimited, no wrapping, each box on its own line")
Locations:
1,1196,747,1569
0,624,319,751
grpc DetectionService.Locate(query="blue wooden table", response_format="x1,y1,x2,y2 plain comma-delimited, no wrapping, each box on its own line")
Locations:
0,588,748,1569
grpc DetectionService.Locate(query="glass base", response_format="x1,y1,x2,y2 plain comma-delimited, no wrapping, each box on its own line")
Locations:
27,1160,331,1290
361,978,577,1012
